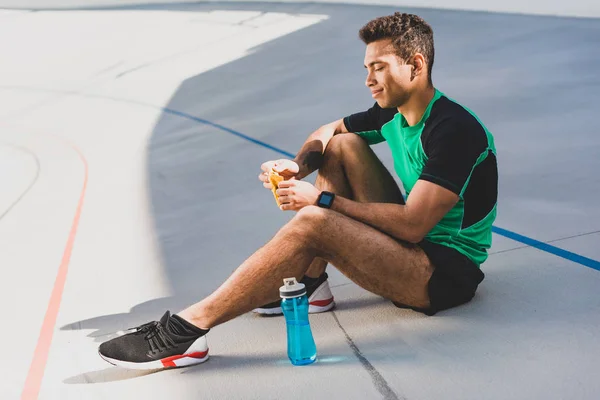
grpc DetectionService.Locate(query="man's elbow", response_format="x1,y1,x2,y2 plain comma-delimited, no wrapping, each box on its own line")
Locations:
403,225,428,244
405,232,425,244
391,208,430,243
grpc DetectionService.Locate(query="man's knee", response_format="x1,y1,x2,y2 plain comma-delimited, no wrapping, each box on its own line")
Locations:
293,205,328,227
325,133,368,160
286,206,328,241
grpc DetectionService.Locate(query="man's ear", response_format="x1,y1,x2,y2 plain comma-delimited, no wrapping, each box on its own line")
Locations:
410,53,426,80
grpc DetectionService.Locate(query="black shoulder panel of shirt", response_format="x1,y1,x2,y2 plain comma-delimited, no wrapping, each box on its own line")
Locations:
343,102,398,133
420,96,490,195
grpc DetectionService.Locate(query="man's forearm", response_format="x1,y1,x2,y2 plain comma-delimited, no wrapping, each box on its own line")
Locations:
293,119,346,180
293,137,325,180
329,196,423,244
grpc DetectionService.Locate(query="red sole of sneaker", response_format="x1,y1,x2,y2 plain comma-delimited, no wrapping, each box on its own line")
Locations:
99,350,209,370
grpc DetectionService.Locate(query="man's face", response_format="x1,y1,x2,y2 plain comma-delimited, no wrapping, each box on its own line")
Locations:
363,39,413,109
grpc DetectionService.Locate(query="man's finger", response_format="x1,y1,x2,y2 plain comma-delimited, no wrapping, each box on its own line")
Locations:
280,203,299,211
263,182,273,189
278,195,289,204
278,180,294,188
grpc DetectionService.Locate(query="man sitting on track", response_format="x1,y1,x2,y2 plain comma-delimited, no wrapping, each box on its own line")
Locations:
98,12,498,370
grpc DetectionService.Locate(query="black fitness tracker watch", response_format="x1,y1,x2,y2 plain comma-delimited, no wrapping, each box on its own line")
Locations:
317,191,335,209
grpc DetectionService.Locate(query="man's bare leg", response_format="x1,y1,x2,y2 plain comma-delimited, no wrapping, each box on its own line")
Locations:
304,258,328,279
179,205,433,330
305,133,405,278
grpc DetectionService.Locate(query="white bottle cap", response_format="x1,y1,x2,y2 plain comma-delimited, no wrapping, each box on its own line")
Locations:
279,277,306,299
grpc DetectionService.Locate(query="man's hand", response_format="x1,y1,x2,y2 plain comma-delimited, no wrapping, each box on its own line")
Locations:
276,180,321,211
258,159,299,189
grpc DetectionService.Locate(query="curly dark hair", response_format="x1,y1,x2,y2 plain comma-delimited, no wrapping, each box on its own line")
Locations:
359,12,434,83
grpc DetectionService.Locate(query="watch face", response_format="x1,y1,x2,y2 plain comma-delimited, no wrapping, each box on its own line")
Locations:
320,192,334,206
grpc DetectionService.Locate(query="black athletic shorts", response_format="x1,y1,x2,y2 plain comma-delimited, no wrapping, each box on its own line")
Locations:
393,239,485,316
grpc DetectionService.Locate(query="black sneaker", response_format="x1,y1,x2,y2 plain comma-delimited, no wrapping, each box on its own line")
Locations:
98,311,209,370
253,273,335,315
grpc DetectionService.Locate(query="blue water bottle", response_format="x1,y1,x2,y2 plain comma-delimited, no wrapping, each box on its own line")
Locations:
280,277,317,365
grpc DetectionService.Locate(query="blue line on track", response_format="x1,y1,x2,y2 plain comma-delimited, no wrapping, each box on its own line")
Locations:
491,226,600,271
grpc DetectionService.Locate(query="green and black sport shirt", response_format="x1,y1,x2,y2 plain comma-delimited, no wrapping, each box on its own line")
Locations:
343,89,498,266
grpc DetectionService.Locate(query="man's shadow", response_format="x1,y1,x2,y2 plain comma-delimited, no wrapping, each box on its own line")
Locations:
60,290,389,343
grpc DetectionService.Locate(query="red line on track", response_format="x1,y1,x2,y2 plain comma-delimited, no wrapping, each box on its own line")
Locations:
21,144,88,400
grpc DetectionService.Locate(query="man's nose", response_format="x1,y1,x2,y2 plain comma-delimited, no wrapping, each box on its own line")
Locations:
365,72,375,87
